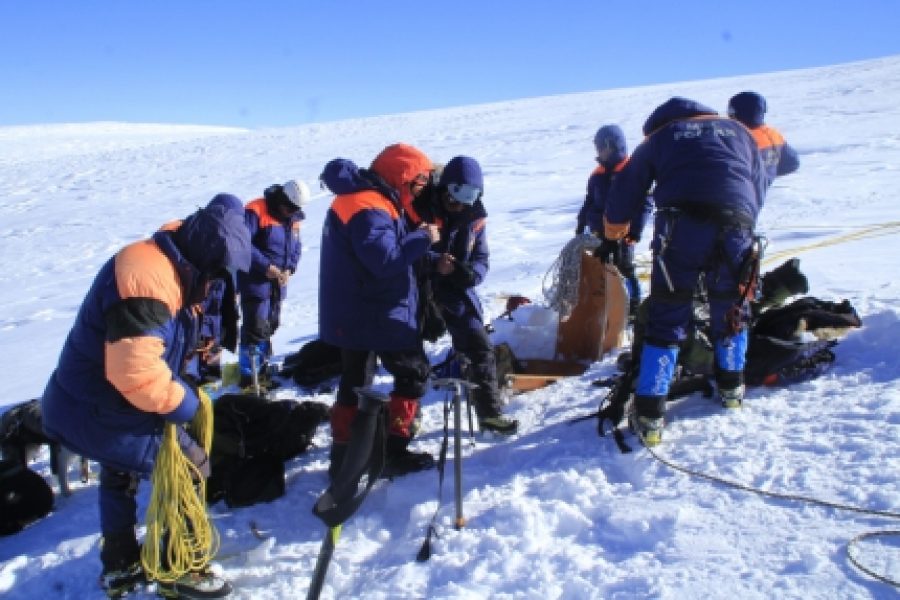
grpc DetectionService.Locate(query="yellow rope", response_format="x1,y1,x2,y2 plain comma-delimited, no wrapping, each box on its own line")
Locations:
761,220,900,266
141,388,219,583
636,220,900,280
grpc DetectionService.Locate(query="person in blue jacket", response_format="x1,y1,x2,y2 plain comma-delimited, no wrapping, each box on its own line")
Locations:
319,144,440,478
420,156,519,434
183,276,238,386
576,124,650,318
604,97,767,446
727,91,800,185
237,179,309,388
41,194,250,598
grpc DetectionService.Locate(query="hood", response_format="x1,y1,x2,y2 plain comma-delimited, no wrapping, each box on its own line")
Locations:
594,124,627,167
173,194,251,276
642,97,718,136
370,143,433,211
728,91,767,128
439,156,483,190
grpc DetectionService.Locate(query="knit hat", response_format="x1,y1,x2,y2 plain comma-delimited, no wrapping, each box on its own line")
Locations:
728,91,767,128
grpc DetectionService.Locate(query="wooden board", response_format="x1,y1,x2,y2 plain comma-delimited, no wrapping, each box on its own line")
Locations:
506,373,567,393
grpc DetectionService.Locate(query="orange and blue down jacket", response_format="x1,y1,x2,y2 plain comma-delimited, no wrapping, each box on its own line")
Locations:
41,196,251,474
236,195,302,301
318,145,433,352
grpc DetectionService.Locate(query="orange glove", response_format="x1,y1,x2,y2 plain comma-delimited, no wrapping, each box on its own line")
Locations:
603,216,630,241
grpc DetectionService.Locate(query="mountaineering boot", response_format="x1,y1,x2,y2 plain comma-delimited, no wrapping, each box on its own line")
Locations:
99,530,145,598
713,332,747,408
382,434,434,478
99,562,145,598
720,384,745,409
380,395,434,477
479,414,519,435
631,394,667,447
631,414,665,447
155,567,233,599
715,369,745,409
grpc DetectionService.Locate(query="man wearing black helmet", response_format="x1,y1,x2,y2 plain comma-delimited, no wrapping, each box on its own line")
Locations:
728,91,800,186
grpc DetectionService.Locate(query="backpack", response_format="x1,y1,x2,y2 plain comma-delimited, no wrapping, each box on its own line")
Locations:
280,339,343,389
0,459,53,535
206,394,329,508
623,260,862,397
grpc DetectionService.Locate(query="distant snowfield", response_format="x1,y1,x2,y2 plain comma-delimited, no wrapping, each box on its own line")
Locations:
0,56,899,599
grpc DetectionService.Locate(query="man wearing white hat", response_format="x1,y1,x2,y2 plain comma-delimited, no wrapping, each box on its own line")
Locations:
237,179,310,387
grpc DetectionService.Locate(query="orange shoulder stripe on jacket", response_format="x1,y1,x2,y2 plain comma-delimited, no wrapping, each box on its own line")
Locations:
472,217,487,233
246,197,283,228
591,157,628,177
751,125,786,150
331,190,399,225
114,239,183,316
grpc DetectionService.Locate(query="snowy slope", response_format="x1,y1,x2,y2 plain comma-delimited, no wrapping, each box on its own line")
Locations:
0,56,899,599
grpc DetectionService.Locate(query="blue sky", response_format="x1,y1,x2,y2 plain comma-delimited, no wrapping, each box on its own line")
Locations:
2,0,899,128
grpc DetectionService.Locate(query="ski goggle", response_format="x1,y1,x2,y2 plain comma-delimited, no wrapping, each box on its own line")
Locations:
446,182,481,206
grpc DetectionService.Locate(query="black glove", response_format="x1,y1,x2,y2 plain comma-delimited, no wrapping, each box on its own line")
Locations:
593,238,621,264
447,261,477,289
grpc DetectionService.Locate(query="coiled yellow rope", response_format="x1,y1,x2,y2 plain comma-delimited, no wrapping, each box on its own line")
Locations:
141,388,219,583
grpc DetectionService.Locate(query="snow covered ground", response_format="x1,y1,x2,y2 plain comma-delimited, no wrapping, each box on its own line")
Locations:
1,55,899,599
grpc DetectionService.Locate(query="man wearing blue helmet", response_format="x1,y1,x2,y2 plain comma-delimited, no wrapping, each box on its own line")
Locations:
423,156,518,435
577,124,651,319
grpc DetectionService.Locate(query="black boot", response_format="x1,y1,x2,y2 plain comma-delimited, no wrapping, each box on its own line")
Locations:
156,567,233,599
98,530,145,598
382,435,434,478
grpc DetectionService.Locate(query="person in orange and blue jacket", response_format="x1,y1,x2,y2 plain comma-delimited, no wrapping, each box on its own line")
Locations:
604,97,767,447
728,91,800,185
318,144,440,479
41,193,250,598
414,156,519,435
236,180,309,388
576,124,651,318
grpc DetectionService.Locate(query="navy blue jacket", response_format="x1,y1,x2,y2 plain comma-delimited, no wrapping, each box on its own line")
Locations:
237,196,302,301
607,98,766,228
42,198,251,474
318,149,433,352
429,200,490,320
